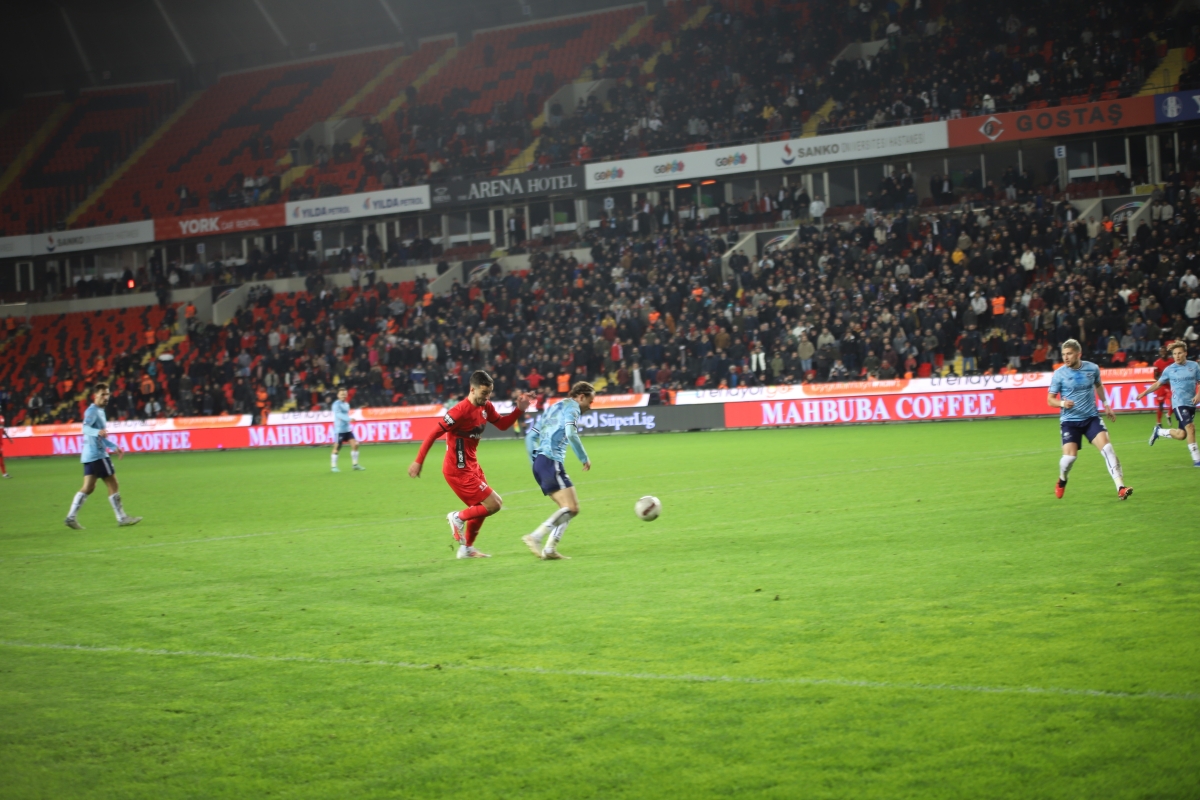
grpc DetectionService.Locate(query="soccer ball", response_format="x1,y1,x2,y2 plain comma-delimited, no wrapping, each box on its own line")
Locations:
634,496,661,522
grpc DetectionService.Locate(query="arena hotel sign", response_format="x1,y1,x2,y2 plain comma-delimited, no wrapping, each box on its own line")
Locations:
584,145,758,190
431,166,583,208
758,120,949,168
947,96,1155,147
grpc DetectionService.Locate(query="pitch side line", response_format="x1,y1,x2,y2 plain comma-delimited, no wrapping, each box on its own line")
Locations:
1,641,1195,702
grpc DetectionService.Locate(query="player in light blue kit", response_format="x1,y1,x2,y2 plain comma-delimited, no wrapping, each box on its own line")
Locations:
522,382,595,560
330,387,363,472
1138,341,1200,465
64,383,143,529
1048,339,1131,500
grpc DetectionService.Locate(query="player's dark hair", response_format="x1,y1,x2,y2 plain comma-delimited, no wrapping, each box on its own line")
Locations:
569,381,595,398
92,382,109,394
469,370,494,388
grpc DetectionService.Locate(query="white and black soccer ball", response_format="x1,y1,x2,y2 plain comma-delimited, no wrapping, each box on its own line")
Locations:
634,495,661,522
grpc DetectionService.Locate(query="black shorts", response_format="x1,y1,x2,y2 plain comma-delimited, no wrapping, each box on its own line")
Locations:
336,431,356,445
1060,416,1107,446
532,454,573,496
83,457,114,478
1176,406,1196,428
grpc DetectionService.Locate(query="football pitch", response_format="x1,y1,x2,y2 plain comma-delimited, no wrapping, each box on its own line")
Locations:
1,415,1198,799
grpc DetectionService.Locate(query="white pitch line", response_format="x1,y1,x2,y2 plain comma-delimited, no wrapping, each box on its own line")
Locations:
1,640,1194,702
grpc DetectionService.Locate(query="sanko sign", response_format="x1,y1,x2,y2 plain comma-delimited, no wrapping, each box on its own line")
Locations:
947,96,1155,147
758,121,948,169
431,166,583,207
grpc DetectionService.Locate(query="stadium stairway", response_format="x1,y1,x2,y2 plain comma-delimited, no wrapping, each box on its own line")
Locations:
0,84,179,235
1139,46,1187,95
0,102,71,202
803,98,837,137
73,47,398,227
280,39,459,195
500,11,662,175
501,4,710,175
67,91,204,227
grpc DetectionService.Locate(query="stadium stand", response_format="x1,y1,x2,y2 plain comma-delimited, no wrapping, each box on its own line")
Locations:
8,1,1192,232
73,47,399,227
6,174,1200,426
0,84,178,235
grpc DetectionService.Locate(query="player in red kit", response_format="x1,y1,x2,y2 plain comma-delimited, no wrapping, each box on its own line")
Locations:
1152,345,1175,426
407,370,532,558
0,414,11,478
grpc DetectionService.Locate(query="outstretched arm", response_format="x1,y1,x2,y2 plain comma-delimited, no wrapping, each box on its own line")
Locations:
489,394,532,431
1135,378,1165,401
409,425,447,476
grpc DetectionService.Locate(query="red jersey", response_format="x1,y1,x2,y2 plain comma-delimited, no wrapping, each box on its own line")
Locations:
1154,358,1174,396
416,397,521,472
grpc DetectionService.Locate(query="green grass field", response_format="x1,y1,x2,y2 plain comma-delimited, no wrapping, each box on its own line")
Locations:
1,415,1198,799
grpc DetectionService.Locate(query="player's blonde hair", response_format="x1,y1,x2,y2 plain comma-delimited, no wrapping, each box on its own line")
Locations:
569,381,596,398
1061,339,1082,352
1169,341,1187,354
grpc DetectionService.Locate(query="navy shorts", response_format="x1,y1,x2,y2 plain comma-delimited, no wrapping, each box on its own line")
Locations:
1176,406,1196,428
532,454,572,496
1060,416,1107,446
336,431,356,445
83,457,114,478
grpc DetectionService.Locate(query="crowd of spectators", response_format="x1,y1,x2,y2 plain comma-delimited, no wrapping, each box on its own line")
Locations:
366,0,1184,183
6,170,1200,427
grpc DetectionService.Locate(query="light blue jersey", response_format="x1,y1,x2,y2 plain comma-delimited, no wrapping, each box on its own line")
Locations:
1049,361,1103,421
1159,360,1200,409
81,403,118,463
332,400,352,434
525,399,588,465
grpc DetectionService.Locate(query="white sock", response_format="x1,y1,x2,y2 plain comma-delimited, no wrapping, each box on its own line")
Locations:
541,507,571,532
544,513,573,554
1058,455,1076,481
351,450,359,466
108,492,125,521
68,491,87,519
1189,443,1199,463
331,452,338,469
1100,443,1124,490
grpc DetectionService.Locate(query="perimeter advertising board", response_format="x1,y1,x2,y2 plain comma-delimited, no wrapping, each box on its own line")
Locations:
3,417,445,458
723,379,1157,429
946,96,1155,147
155,206,287,241
285,185,430,225
585,144,759,190
1154,91,1200,124
33,221,155,255
431,167,584,208
758,121,948,170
